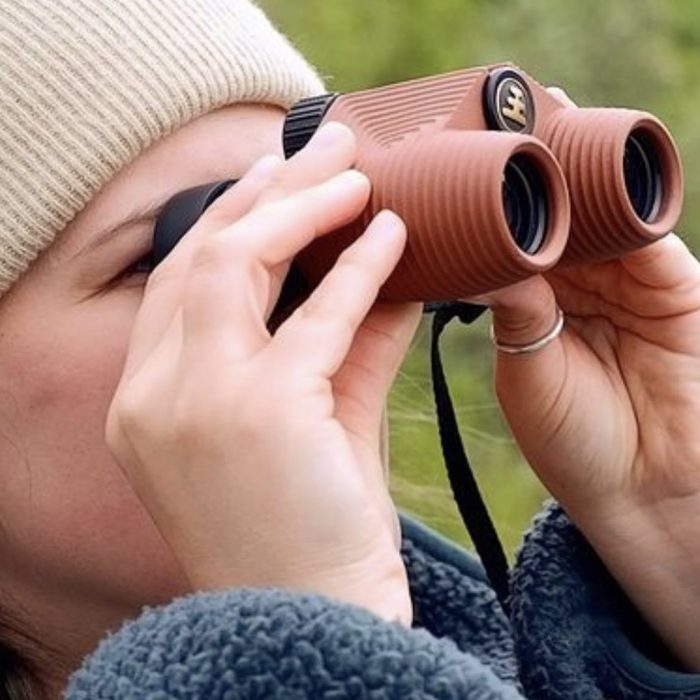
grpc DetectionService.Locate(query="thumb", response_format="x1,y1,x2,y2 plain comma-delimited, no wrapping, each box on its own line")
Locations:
333,301,423,438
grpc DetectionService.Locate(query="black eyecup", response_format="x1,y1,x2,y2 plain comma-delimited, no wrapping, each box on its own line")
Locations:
502,154,548,255
152,180,236,268
624,129,663,223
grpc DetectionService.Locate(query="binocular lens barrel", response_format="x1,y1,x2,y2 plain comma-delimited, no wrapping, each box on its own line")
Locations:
624,129,663,223
502,154,548,254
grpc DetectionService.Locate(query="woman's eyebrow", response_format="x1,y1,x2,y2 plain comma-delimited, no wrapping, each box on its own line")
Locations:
70,198,167,260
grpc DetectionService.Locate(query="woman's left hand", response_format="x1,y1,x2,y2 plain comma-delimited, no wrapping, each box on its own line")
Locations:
486,232,700,670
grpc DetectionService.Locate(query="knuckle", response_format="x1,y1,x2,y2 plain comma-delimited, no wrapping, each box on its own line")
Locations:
253,169,289,205
362,316,401,352
144,259,178,295
190,236,228,273
298,187,330,224
335,248,368,275
334,255,377,296
297,298,356,342
200,208,232,235
201,188,245,230
190,233,251,276
107,362,284,467
297,292,335,323
110,383,153,439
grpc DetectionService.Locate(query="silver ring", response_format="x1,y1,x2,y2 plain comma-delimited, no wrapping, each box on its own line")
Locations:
490,308,565,355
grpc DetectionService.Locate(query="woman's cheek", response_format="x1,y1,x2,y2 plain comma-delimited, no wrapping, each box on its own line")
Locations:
0,295,188,606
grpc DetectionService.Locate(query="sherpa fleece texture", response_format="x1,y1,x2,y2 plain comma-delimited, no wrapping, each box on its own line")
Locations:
65,505,700,699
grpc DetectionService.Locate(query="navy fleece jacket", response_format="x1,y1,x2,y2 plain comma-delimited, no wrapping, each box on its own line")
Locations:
65,504,700,699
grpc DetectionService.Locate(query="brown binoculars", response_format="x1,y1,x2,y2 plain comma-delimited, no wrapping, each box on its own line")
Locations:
281,63,684,301
153,63,684,303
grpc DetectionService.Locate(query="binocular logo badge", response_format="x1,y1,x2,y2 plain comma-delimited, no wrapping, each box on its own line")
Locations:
484,68,535,134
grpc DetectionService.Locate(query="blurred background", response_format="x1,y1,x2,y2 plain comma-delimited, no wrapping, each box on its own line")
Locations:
260,0,700,557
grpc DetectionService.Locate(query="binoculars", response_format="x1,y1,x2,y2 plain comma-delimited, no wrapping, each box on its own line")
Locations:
154,63,684,302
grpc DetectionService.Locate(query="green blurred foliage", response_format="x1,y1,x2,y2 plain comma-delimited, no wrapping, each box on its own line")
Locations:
260,0,700,557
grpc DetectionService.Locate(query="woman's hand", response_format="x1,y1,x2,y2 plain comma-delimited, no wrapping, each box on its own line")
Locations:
490,235,700,514
106,122,422,625
488,217,700,668
482,88,700,669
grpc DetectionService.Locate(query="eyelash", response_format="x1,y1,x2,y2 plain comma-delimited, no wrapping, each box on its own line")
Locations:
120,252,153,280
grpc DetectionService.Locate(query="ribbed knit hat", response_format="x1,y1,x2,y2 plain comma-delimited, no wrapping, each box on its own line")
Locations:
0,0,324,296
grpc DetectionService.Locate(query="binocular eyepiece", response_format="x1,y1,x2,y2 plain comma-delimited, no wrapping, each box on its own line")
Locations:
624,130,663,222
502,153,548,255
154,64,684,303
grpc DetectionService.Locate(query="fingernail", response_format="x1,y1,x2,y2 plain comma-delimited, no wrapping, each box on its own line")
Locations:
329,169,370,191
366,210,406,244
248,153,283,178
307,121,354,149
371,210,404,231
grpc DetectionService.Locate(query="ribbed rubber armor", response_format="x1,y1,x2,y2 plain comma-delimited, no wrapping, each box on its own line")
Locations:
295,129,569,301
540,108,683,264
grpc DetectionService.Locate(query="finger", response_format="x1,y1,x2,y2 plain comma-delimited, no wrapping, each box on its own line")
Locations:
483,274,562,351
334,301,422,441
620,233,700,289
337,305,418,554
332,302,421,514
242,121,360,319
485,277,571,458
154,154,285,282
270,210,408,377
121,155,285,381
254,121,359,207
542,234,700,323
184,122,357,249
221,169,371,270
547,86,578,108
335,304,420,552
181,170,373,362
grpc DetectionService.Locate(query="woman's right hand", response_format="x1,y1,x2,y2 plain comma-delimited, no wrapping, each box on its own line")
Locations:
105,123,422,625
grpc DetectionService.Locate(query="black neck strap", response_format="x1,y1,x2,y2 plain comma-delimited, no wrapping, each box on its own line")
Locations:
425,302,511,617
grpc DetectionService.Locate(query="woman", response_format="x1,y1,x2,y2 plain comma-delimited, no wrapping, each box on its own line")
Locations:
1,0,700,698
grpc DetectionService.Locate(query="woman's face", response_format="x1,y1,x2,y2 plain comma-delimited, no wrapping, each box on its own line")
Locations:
0,104,285,656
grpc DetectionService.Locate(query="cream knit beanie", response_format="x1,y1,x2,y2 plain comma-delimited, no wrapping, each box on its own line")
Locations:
0,0,324,296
